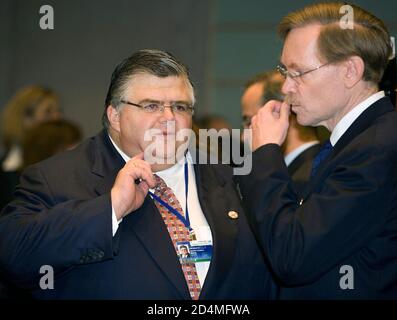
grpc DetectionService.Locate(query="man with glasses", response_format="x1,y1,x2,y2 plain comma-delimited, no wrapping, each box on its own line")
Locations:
0,49,276,299
241,70,320,194
239,3,397,299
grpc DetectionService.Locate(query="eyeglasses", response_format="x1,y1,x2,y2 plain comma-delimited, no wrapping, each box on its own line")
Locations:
120,100,194,116
276,63,330,83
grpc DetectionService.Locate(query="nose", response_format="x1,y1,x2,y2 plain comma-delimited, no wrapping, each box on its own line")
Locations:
281,76,297,96
161,105,176,121
51,110,62,120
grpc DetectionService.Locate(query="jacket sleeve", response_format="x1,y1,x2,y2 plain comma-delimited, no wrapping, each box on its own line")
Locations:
0,165,116,289
238,143,395,286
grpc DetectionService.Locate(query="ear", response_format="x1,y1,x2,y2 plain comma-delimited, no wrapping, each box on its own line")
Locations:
343,56,365,88
106,105,121,132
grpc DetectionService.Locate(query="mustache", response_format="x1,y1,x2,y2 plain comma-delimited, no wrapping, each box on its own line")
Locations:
284,95,297,105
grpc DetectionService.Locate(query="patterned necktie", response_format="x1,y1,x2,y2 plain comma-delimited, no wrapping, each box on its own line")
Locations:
152,174,202,300
311,139,333,177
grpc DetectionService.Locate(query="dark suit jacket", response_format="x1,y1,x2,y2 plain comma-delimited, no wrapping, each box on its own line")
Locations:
0,169,19,212
287,143,321,196
0,130,276,300
239,97,397,299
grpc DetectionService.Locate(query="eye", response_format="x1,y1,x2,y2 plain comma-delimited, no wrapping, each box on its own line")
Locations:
174,104,189,113
142,103,159,112
290,70,302,78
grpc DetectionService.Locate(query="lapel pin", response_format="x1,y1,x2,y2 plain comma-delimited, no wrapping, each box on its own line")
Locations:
228,210,239,219
299,199,304,206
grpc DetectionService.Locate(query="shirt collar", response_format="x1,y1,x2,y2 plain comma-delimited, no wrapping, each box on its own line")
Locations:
284,141,320,167
330,91,385,146
108,135,130,163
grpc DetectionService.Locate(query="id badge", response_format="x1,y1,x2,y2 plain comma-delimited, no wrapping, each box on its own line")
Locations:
176,240,212,264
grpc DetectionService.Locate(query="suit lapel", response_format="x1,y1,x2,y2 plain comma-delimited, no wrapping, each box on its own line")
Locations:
301,96,395,199
90,131,190,298
91,130,125,195
194,164,238,299
89,135,239,299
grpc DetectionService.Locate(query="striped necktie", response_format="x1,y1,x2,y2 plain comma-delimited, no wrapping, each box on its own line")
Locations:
152,174,202,300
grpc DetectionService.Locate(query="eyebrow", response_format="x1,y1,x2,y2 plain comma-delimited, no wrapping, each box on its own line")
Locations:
280,62,302,70
137,99,192,105
137,99,161,104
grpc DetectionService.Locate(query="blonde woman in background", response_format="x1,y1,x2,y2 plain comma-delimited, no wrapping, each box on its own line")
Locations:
0,85,61,172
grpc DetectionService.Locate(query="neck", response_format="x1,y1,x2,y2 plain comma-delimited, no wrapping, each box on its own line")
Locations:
151,162,178,172
324,84,378,131
108,128,186,172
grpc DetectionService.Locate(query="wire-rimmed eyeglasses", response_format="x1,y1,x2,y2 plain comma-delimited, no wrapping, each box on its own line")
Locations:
120,100,194,116
276,63,330,83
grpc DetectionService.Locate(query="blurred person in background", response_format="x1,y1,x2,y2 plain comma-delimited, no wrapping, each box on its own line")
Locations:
194,115,233,163
0,119,81,300
241,70,320,194
0,85,62,172
0,86,62,210
21,119,82,170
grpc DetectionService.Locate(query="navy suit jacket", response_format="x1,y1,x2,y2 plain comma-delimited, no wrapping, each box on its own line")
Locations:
239,97,397,299
0,130,276,299
287,143,321,196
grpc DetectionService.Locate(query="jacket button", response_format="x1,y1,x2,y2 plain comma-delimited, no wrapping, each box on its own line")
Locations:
228,210,239,219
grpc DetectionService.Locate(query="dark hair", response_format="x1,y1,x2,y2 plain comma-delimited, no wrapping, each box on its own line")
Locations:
102,49,195,129
244,70,284,104
243,72,272,91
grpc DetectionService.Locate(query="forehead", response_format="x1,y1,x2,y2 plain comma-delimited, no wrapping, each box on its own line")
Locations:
36,95,59,109
123,73,193,102
281,23,323,68
242,82,263,105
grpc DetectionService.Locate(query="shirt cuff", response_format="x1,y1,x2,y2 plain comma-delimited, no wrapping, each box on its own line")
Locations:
112,206,122,236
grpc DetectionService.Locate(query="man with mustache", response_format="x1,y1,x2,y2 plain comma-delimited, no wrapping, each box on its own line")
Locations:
239,3,397,299
0,49,276,299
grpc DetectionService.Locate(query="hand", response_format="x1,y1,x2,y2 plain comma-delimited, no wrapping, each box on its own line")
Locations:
250,100,290,151
111,152,156,220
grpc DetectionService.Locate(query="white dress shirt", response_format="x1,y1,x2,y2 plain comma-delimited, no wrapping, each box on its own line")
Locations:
284,141,320,167
2,145,22,172
330,91,385,146
109,136,212,286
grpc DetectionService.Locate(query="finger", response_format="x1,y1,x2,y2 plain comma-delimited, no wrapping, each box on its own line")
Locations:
136,180,150,195
129,162,156,188
264,100,282,112
135,160,155,187
279,101,291,123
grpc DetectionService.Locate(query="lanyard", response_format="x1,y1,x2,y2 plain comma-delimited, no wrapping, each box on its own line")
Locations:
149,161,192,232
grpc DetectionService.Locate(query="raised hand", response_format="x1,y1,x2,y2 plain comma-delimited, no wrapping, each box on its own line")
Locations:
111,152,156,220
250,100,290,151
